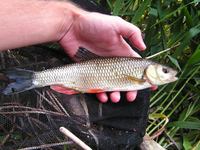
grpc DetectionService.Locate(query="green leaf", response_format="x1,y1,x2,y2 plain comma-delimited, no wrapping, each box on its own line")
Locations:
174,25,200,57
183,136,193,150
192,103,200,115
183,7,193,27
149,7,158,17
187,44,200,66
152,1,195,27
149,113,167,120
112,0,123,16
106,0,113,10
194,0,200,3
131,0,152,24
167,121,200,130
168,55,182,71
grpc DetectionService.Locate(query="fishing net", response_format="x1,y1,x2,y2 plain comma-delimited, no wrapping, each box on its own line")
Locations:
0,0,150,149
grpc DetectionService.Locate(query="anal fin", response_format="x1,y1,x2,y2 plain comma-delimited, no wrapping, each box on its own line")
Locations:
87,88,104,93
50,85,79,95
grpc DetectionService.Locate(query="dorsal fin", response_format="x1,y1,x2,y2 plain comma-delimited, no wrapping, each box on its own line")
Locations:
74,47,100,62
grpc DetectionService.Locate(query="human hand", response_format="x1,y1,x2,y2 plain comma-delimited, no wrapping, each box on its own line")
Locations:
59,12,150,103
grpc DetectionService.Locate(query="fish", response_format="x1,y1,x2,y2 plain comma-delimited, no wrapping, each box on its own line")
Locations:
0,57,178,95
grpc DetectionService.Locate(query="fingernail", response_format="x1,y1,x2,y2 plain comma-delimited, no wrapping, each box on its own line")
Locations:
140,42,146,51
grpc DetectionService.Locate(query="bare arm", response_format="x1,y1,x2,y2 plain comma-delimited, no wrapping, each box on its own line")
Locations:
0,0,82,50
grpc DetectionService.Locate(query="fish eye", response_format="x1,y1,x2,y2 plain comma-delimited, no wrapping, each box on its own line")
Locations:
162,68,169,74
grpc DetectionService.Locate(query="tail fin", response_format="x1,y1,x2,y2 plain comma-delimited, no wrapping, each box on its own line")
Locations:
0,68,35,95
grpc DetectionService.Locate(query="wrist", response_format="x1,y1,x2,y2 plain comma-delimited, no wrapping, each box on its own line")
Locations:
49,1,88,42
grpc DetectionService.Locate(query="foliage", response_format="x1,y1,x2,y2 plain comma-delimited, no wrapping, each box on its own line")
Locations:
100,0,200,149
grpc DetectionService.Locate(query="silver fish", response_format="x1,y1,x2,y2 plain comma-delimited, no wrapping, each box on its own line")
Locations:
1,57,178,95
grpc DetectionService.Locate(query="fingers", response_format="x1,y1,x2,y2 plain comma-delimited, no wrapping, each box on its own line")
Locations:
126,91,137,102
151,85,158,91
96,92,121,103
96,92,108,103
96,86,157,103
96,91,138,103
116,17,146,51
128,30,146,51
119,37,141,58
109,92,120,103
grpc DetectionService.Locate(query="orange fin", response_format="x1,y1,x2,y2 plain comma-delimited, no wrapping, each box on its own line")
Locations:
50,85,79,95
87,88,104,93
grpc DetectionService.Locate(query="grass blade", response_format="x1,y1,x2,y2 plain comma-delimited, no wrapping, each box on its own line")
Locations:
167,121,200,130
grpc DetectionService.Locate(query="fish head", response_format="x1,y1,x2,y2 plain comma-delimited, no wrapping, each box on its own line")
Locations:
145,64,178,85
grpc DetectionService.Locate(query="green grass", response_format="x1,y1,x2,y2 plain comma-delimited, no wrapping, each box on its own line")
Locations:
100,0,200,149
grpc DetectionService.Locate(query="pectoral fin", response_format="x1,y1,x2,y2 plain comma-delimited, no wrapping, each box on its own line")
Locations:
124,74,146,84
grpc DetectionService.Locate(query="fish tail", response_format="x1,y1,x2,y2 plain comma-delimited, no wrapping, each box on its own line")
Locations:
0,68,35,95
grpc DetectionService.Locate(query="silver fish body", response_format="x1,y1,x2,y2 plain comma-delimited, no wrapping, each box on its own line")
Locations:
1,57,177,95
33,57,161,92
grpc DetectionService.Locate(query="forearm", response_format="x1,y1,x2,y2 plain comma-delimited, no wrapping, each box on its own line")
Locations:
0,0,83,51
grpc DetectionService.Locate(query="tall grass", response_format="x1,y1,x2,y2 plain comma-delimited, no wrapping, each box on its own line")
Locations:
101,0,200,149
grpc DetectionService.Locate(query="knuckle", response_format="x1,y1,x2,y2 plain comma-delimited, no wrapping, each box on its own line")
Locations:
115,16,123,21
134,26,141,34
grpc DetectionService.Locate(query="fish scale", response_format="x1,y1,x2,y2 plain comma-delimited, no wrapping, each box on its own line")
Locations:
33,57,154,92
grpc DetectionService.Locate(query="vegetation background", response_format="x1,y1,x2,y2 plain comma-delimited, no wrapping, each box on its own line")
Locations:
97,0,200,149
0,0,199,150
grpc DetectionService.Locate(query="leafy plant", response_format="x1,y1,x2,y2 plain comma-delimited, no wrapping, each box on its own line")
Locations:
101,0,200,149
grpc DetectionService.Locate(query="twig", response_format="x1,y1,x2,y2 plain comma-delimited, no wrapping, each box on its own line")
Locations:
146,43,180,59
140,136,166,150
18,141,73,150
164,131,180,150
60,127,92,150
34,89,61,112
0,105,66,116
45,90,62,112
46,91,70,116
0,127,14,146
149,115,169,140
0,110,65,116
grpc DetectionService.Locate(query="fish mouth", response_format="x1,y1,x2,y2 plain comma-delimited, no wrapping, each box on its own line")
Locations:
172,76,178,82
171,70,178,82
166,76,178,84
